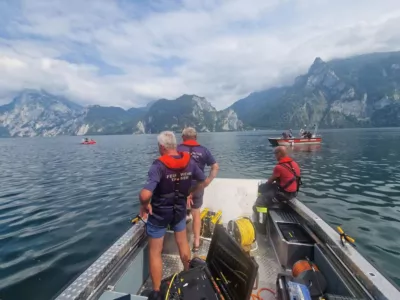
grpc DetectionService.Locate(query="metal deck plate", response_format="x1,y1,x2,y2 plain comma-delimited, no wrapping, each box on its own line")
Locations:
252,234,281,300
139,239,211,293
139,254,183,292
139,233,280,300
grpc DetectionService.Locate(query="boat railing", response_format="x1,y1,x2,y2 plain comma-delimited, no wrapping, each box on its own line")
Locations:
289,199,400,300
54,223,146,300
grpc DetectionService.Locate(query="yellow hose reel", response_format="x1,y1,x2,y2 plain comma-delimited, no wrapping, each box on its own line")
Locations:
227,217,258,252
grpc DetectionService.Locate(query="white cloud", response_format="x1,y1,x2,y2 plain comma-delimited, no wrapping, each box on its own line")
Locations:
0,0,400,109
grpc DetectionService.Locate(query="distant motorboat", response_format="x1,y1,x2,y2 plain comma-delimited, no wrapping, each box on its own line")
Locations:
270,125,321,146
268,136,322,146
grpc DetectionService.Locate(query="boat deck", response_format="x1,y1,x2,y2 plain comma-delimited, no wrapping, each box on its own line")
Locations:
139,230,280,300
56,179,400,300
138,237,212,293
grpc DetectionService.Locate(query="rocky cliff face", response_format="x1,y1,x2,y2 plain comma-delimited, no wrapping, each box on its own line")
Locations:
230,51,400,128
0,90,85,137
0,91,242,137
76,105,144,135
143,94,243,133
216,108,243,131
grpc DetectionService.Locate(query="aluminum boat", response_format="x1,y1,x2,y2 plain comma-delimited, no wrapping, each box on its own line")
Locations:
268,137,322,146
54,178,400,300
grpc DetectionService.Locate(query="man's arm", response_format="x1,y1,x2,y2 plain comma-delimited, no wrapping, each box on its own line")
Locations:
205,150,218,185
139,189,153,205
266,166,280,184
207,163,219,183
266,174,279,184
139,164,161,205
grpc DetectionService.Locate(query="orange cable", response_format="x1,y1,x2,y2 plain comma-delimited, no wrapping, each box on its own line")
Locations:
257,287,276,300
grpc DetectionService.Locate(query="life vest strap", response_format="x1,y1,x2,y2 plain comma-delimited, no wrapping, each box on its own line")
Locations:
158,192,186,198
155,174,185,200
279,162,301,192
174,172,181,200
186,145,201,164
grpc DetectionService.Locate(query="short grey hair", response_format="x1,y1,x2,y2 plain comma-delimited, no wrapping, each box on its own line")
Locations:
182,127,197,138
157,131,177,150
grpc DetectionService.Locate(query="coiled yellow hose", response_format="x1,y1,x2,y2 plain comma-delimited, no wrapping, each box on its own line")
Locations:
234,217,256,247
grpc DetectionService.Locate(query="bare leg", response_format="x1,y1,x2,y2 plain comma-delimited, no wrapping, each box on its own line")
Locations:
191,208,201,247
175,229,190,270
148,236,164,291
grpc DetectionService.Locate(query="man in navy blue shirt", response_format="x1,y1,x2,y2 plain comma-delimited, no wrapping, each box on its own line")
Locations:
139,131,208,298
177,127,219,253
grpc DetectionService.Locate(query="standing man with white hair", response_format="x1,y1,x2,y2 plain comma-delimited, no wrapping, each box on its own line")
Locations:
177,127,219,254
139,131,209,299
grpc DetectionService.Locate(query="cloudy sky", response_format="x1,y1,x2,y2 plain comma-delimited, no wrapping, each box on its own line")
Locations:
0,0,400,109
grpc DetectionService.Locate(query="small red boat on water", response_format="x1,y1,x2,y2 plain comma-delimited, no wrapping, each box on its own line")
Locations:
81,138,96,145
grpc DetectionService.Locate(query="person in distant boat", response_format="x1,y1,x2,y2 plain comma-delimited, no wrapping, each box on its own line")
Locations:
139,131,209,298
254,146,301,210
177,127,219,254
84,138,89,142
288,129,293,138
282,132,288,139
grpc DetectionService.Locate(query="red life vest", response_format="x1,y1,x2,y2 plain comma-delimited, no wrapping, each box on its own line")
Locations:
181,140,200,154
158,151,191,169
181,140,200,146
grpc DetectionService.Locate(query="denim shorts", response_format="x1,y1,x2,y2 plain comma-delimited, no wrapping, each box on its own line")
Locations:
146,217,186,239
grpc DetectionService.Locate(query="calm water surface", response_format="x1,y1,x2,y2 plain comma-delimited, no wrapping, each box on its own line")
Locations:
1,129,400,299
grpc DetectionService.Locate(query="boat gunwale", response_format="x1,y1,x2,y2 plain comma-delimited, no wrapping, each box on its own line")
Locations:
289,198,400,300
86,238,149,300
54,223,146,300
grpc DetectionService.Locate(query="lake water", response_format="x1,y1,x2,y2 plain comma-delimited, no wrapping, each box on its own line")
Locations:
1,129,400,300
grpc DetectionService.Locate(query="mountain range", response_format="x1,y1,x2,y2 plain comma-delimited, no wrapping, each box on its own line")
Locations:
0,90,242,137
0,51,399,137
231,52,400,129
